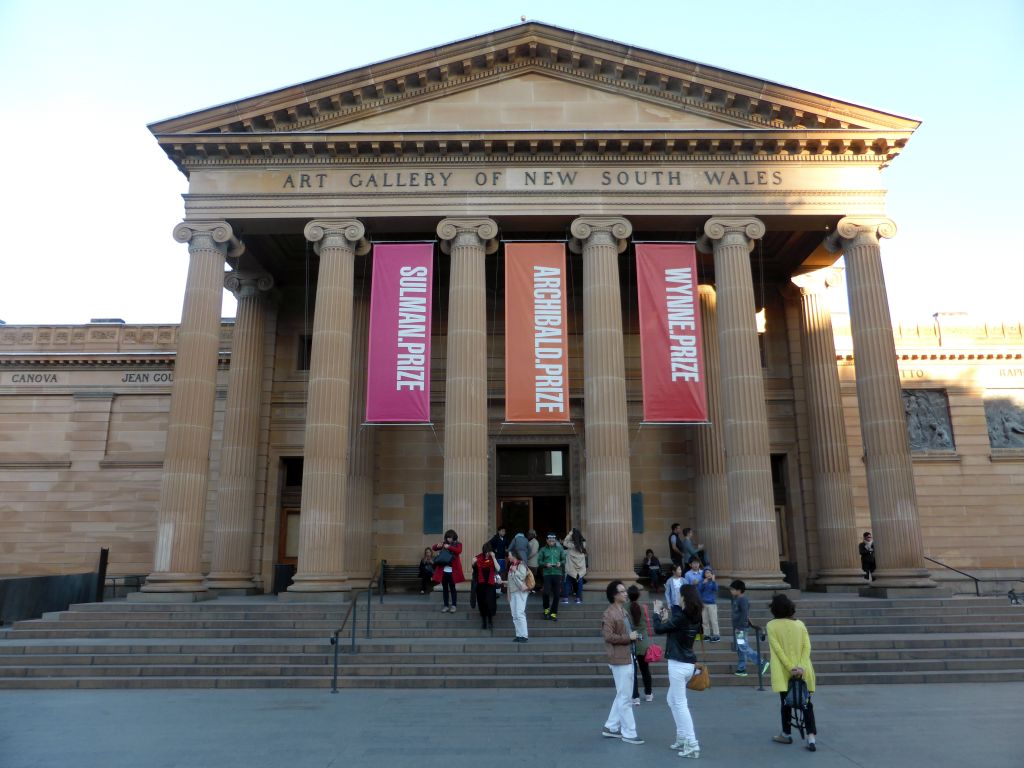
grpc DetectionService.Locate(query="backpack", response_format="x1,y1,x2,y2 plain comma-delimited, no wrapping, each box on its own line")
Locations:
784,677,811,738
523,568,536,591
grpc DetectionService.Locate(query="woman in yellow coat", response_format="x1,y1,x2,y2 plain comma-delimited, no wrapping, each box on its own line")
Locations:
766,594,817,751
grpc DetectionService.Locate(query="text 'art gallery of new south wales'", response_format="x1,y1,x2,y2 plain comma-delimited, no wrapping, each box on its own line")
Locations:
2,24,1023,600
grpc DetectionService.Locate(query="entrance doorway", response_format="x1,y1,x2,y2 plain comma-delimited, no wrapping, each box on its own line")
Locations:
496,446,571,538
498,495,569,538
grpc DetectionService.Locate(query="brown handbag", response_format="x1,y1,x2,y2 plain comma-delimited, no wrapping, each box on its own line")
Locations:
686,636,711,691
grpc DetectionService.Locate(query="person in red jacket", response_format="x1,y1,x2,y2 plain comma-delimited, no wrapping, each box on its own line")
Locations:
432,529,464,613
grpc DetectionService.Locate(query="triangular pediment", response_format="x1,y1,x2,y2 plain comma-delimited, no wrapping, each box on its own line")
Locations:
151,23,918,137
329,72,744,132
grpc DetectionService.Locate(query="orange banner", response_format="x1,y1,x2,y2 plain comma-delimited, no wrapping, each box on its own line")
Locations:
505,243,570,422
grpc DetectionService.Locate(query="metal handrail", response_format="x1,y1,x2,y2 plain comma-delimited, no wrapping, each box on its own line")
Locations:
924,555,1024,597
329,561,382,694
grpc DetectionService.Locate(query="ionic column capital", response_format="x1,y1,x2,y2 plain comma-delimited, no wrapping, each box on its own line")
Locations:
569,216,632,254
172,221,245,259
303,219,370,255
789,267,844,298
824,216,897,253
436,217,499,254
224,270,274,300
696,217,765,254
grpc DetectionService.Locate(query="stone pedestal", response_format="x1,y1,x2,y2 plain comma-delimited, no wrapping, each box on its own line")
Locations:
142,222,242,596
698,218,786,589
570,217,638,587
288,220,368,594
790,270,863,587
437,219,497,556
826,217,935,588
206,271,274,592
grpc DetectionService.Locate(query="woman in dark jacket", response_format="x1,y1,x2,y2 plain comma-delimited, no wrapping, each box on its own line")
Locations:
653,584,704,759
473,542,501,629
432,529,464,612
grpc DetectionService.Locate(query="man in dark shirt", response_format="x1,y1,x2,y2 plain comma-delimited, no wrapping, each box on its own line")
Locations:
668,523,685,568
489,526,509,572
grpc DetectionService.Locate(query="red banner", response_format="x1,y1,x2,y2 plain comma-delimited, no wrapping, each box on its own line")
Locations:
505,243,570,422
636,243,708,422
366,243,434,422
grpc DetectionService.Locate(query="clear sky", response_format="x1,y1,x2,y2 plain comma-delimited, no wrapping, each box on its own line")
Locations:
1,0,1021,326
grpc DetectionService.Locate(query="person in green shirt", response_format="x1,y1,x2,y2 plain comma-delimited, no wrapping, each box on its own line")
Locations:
538,533,566,621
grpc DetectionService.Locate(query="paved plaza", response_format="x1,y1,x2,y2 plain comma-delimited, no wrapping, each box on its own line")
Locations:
1,682,1018,768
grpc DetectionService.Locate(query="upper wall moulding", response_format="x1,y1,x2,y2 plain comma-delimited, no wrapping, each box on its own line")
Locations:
149,23,919,172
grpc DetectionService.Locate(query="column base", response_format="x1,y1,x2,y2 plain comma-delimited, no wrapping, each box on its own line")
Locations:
204,572,261,592
277,591,351,603
287,573,351,593
129,590,214,603
728,570,791,592
581,572,643,592
139,572,209,595
208,587,261,596
808,569,871,591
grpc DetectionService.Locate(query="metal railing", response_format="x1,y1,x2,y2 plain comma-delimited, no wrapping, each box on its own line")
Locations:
329,561,382,694
924,555,1024,598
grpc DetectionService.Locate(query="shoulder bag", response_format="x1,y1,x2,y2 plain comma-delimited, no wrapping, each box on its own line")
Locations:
642,605,664,663
686,634,711,691
432,547,453,567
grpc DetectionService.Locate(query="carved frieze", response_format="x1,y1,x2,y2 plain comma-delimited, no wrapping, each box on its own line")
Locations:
984,393,1024,449
902,389,954,451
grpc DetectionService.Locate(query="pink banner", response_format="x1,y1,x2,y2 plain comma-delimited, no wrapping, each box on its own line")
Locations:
366,243,434,422
635,243,708,422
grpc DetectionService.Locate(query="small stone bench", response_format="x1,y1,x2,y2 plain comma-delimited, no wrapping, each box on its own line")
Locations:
380,562,424,594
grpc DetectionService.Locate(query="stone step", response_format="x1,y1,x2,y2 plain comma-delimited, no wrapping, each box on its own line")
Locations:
2,668,1023,690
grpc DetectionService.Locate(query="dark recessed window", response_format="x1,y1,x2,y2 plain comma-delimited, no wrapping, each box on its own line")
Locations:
297,335,313,371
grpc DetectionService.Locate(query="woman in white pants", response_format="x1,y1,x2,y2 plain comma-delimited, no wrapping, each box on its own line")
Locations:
653,584,705,759
506,553,530,642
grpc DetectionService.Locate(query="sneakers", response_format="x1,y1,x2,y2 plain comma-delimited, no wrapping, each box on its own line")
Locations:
761,659,771,676
772,734,793,744
806,742,817,752
560,598,570,605
644,693,654,702
575,598,583,604
601,729,621,739
513,636,529,643
733,670,748,677
550,613,558,622
670,740,684,750
543,608,551,619
678,740,700,759
708,635,720,642
630,698,641,706
621,736,645,745
441,605,450,612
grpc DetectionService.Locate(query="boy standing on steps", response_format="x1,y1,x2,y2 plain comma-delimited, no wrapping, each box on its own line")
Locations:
730,579,768,677
538,533,566,621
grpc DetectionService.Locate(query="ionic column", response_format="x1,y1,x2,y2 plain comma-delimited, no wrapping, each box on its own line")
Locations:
205,270,274,591
693,284,731,574
142,221,242,595
344,286,375,582
698,218,786,589
790,269,862,586
287,220,368,594
436,218,497,557
825,217,934,588
569,216,636,585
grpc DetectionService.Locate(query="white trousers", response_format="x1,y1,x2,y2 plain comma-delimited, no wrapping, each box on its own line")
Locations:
702,603,720,637
666,660,698,745
509,590,529,638
604,663,638,739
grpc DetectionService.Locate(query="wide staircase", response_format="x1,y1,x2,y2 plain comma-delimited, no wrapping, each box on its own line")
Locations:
1,592,1023,689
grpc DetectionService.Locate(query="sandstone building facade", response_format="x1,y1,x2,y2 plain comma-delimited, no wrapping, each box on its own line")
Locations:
2,24,1021,596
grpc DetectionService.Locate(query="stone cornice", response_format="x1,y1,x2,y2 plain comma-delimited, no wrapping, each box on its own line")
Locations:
158,129,912,174
150,24,918,139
